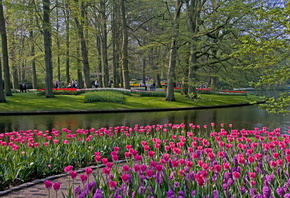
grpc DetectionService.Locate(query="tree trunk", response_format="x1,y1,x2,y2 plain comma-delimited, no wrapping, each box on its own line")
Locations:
30,30,37,89
112,0,120,88
165,0,183,101
73,0,90,88
96,35,103,87
142,57,147,90
186,0,201,97
0,58,5,102
43,0,54,98
65,0,70,87
100,0,109,87
76,44,83,89
56,0,61,82
0,0,12,96
120,0,130,89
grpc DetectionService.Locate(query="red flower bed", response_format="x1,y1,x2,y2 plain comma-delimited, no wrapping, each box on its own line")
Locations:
37,88,78,91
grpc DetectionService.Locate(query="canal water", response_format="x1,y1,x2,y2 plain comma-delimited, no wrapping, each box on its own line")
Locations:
0,105,289,134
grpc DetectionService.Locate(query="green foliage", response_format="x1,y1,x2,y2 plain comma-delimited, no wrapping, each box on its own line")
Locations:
259,92,290,115
83,91,125,104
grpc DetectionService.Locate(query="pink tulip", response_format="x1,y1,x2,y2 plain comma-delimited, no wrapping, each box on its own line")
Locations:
95,155,102,162
133,164,140,172
248,172,256,179
121,173,130,182
269,161,277,168
85,167,93,175
64,165,74,173
148,151,155,158
223,163,230,170
213,164,221,172
109,181,117,190
53,182,61,191
156,164,163,172
70,171,77,179
250,180,256,186
248,156,255,163
232,171,241,180
79,174,88,183
44,180,53,189
125,145,132,150
146,170,155,178
122,165,130,172
101,158,108,164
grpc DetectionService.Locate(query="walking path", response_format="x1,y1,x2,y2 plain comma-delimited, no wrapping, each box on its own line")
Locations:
0,164,108,198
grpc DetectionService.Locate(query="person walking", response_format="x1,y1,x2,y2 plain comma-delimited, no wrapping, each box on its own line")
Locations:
94,80,99,88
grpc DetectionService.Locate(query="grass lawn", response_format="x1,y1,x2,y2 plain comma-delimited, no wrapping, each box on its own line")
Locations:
0,92,262,113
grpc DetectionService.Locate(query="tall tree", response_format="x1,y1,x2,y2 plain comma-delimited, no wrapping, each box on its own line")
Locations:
120,0,130,89
43,0,54,97
64,0,70,87
111,0,121,87
0,0,12,96
71,0,91,88
100,0,109,87
165,0,183,101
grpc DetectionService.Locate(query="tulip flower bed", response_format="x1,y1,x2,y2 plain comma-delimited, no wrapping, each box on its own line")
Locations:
43,125,290,198
1,123,290,198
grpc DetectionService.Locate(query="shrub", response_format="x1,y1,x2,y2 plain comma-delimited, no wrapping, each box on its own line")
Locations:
83,91,125,103
79,88,131,96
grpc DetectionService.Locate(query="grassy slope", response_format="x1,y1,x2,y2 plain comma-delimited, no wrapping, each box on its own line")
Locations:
0,92,261,113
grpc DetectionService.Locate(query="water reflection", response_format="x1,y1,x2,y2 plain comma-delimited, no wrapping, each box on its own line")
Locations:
0,105,289,133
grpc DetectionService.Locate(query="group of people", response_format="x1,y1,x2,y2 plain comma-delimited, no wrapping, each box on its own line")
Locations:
67,80,78,88
94,79,113,88
19,83,27,93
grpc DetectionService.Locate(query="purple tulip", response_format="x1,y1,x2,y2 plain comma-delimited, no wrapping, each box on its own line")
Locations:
166,190,174,197
276,187,285,196
138,186,146,194
240,186,246,194
262,186,271,198
227,178,234,186
74,187,82,196
78,192,87,198
284,194,290,198
191,190,196,196
93,189,103,198
178,191,185,197
212,190,219,198
222,183,228,190
250,188,257,197
255,194,263,198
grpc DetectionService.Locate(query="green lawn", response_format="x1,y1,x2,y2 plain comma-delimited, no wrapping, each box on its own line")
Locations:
0,92,261,113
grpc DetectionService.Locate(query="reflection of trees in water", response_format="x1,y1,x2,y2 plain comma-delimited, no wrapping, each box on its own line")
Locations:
0,106,289,133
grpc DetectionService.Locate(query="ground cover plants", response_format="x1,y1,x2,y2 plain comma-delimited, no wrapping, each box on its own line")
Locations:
1,122,290,197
